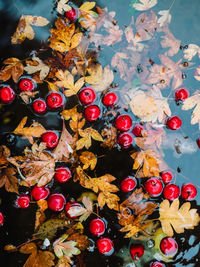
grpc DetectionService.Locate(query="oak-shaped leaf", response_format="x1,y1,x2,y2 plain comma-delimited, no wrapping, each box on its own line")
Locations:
13,117,46,144
0,167,19,194
57,0,71,14
132,0,157,11
101,125,117,149
76,128,103,150
12,15,49,44
24,57,50,80
157,10,171,27
57,256,72,267
53,234,80,258
79,2,98,31
0,58,23,83
68,196,93,222
35,200,48,230
183,44,200,61
19,91,39,104
79,151,97,170
159,198,200,236
0,145,10,166
160,28,181,57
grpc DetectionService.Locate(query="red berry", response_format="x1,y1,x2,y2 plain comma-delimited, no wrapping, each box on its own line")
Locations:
160,237,178,257
175,88,189,102
0,86,15,104
16,194,31,209
163,184,180,201
166,116,182,130
132,124,144,137
96,237,114,255
19,78,35,91
160,171,173,184
196,138,200,149
118,132,133,148
149,261,166,267
102,92,118,106
89,218,105,236
41,131,59,148
130,244,144,261
48,193,66,211
64,7,77,22
145,177,163,197
0,212,5,226
65,201,82,219
84,105,101,121
120,176,137,193
31,185,50,201
46,92,64,109
54,166,72,183
115,115,132,132
78,87,96,105
33,98,47,114
181,183,197,201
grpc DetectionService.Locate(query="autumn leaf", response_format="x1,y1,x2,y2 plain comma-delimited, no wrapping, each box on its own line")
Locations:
0,167,19,194
194,66,200,81
183,44,200,61
57,256,72,267
68,196,93,222
53,234,80,258
131,150,160,177
132,0,157,11
182,92,200,128
85,64,114,91
159,198,200,237
12,15,49,44
160,28,181,57
79,2,98,31
101,126,117,149
20,242,55,267
49,18,82,52
79,151,97,170
61,107,80,122
0,145,10,167
24,57,50,80
0,58,23,83
157,10,171,27
57,0,71,14
20,91,39,104
13,117,46,144
35,200,48,230
76,127,103,150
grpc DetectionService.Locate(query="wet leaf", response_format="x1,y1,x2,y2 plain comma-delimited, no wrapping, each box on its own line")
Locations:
79,151,97,170
157,10,171,27
132,0,157,11
4,244,17,252
0,145,10,166
54,234,80,258
0,167,19,194
57,256,72,267
159,198,200,236
0,58,24,83
101,126,117,149
76,128,103,150
160,28,181,57
24,57,50,80
61,107,80,122
35,200,48,230
68,196,93,222
20,91,39,104
57,0,71,14
183,44,200,61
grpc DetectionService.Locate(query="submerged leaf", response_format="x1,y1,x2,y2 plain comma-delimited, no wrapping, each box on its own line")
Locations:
132,0,157,11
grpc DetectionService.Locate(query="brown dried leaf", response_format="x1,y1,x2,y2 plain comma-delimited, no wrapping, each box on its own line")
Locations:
0,57,23,83
0,167,19,194
57,256,72,267
0,145,10,166
19,91,39,104
24,57,50,80
101,126,117,149
79,151,97,170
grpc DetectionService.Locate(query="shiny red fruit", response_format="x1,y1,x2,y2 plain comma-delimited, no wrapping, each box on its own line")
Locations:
65,201,82,219
196,138,200,149
118,132,133,148
64,7,77,22
181,183,197,201
78,87,96,105
0,212,5,226
160,171,173,184
160,237,178,257
132,124,144,137
130,244,144,261
84,105,101,121
48,193,66,211
166,116,182,130
163,184,180,201
16,194,31,209
175,88,189,102
19,78,34,91
120,176,137,193
54,166,72,183
102,92,118,106
97,237,114,255
31,186,50,201
145,177,163,197
115,115,132,132
0,86,15,104
89,218,105,236
41,131,59,148
46,92,64,109
149,261,166,267
33,98,47,114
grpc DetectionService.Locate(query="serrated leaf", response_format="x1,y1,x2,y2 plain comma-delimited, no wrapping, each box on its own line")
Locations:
76,128,103,150
68,196,93,222
54,234,80,258
0,57,24,83
57,0,71,14
24,57,50,80
79,151,97,170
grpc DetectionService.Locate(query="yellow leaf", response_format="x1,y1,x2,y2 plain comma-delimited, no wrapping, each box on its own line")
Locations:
159,198,200,236
76,128,103,150
0,57,23,83
61,107,80,122
79,151,97,170
80,2,96,11
24,57,50,80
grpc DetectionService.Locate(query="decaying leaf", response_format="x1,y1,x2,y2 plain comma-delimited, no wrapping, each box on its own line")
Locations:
132,0,157,11
159,198,200,236
57,0,71,14
160,28,181,57
0,167,19,194
0,58,23,83
0,145,11,167
68,196,93,222
183,44,200,61
76,128,103,150
24,57,50,80
35,200,48,230
54,234,80,258
79,2,98,31
101,126,117,149
19,91,39,104
79,151,97,170
57,256,72,267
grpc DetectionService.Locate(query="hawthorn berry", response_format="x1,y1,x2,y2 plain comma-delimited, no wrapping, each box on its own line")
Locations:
196,138,200,149
18,78,35,91
0,86,15,104
84,105,101,121
175,88,189,102
78,87,96,105
115,115,132,132
46,92,64,109
89,218,105,236
96,237,114,255
132,124,144,137
41,131,59,148
64,7,77,22
120,176,137,193
54,166,72,183
48,193,66,211
160,237,178,257
130,244,144,261
181,183,197,201
163,184,180,201
145,177,163,197
31,185,50,201
117,132,133,148
16,194,31,209
65,201,82,219
0,212,5,226
102,92,118,106
32,98,47,114
149,261,166,267
166,116,182,130
160,171,173,184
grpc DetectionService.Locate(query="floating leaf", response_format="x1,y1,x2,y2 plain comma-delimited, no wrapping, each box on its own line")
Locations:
53,234,80,258
68,196,93,222
76,128,103,150
183,44,200,61
101,126,117,149
157,10,171,27
24,57,50,80
57,0,71,14
19,91,39,104
0,58,24,83
79,151,97,170
0,167,19,194
132,0,157,11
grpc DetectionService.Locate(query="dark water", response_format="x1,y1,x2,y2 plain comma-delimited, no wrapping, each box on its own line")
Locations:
0,0,200,266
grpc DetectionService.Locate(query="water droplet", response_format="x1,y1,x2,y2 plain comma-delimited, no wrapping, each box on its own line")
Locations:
147,239,155,248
